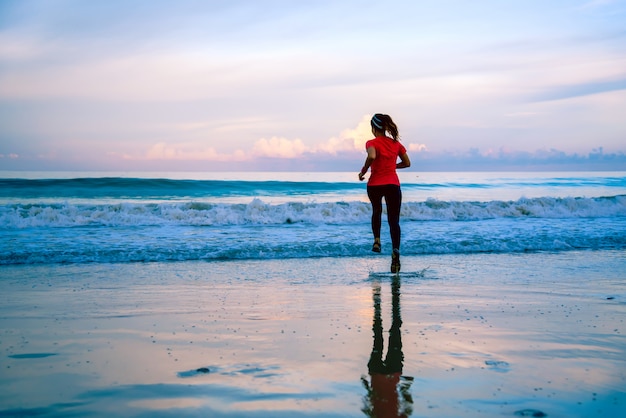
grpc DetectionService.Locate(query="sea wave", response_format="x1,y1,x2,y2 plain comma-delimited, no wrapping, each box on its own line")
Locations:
2,175,625,200
0,178,361,200
2,217,625,265
1,195,624,229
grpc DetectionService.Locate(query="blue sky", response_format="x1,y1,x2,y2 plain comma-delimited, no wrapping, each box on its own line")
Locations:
1,0,625,171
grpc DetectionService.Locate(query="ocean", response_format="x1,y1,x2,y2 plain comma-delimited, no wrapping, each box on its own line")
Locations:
1,171,625,266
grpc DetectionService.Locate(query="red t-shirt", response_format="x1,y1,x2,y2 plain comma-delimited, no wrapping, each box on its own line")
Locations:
366,136,407,186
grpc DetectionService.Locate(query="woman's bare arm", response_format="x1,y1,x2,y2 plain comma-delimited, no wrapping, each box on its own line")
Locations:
396,152,411,169
358,147,377,181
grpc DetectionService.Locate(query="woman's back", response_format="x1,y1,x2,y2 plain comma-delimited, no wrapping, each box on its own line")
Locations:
367,136,405,187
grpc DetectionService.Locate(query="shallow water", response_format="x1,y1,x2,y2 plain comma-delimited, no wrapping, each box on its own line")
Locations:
1,251,624,417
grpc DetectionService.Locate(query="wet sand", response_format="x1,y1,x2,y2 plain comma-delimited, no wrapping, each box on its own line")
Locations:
1,251,625,417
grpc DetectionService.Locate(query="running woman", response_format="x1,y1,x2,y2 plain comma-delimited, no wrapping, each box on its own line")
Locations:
359,113,411,273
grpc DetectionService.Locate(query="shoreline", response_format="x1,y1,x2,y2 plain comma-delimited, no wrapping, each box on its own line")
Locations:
1,250,625,417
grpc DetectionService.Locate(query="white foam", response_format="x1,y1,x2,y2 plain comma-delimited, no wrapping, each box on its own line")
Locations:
1,195,624,229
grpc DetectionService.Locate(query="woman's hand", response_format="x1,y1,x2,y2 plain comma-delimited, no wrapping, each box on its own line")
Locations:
358,172,366,181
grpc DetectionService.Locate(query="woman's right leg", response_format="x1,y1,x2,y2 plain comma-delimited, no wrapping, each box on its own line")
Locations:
367,186,384,242
383,185,402,251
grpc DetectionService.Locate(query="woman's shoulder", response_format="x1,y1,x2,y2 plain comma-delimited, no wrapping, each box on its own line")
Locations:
368,136,404,150
365,137,380,147
368,136,388,144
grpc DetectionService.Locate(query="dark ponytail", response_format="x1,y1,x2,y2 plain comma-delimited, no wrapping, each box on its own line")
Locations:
371,113,400,141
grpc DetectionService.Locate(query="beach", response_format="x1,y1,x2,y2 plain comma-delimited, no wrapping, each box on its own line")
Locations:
1,250,625,417
1,171,625,416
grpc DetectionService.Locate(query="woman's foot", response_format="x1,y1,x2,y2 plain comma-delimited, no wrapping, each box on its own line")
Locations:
372,238,381,253
391,249,401,273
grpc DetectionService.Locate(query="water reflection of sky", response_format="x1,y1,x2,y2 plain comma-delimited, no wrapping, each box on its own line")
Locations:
1,252,625,416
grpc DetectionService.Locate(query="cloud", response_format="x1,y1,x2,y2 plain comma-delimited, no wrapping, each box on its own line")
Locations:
242,115,426,160
115,115,438,165
139,142,247,162
408,143,428,152
412,147,626,171
311,114,427,156
0,32,49,62
125,117,370,163
252,137,307,159
532,78,626,102
578,0,619,10
313,114,372,155
0,153,19,159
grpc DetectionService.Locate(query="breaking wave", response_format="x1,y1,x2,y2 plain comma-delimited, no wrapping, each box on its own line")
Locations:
1,195,624,229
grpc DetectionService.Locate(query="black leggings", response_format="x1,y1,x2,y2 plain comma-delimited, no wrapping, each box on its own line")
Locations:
367,184,402,251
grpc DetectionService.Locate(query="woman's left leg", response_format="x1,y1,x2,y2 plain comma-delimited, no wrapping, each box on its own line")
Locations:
367,186,384,243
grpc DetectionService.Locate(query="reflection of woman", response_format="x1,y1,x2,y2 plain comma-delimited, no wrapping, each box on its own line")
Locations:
358,114,411,273
361,277,413,417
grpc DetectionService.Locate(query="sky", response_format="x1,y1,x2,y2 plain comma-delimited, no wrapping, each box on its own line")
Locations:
0,0,625,172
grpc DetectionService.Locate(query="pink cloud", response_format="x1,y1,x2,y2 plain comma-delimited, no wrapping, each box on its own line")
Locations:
408,143,427,152
251,137,307,159
122,115,419,164
137,142,248,162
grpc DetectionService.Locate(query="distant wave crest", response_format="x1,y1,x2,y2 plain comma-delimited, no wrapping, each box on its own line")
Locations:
0,178,360,200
